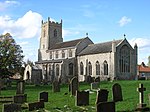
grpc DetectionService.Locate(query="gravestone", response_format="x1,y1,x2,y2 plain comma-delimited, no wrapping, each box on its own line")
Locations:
16,80,25,94
91,82,99,90
76,91,89,106
86,75,94,83
95,77,100,82
137,84,146,109
28,101,44,111
52,80,60,92
39,92,48,102
96,89,109,104
112,83,123,102
70,77,78,96
3,103,21,112
96,101,115,112
13,94,27,104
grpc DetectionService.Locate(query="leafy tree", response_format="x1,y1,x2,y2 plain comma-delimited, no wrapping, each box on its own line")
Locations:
148,56,150,67
0,33,24,78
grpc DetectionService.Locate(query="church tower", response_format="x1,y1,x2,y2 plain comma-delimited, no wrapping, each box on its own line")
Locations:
38,17,63,61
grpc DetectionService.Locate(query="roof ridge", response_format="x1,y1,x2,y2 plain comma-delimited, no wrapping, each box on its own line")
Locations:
56,37,86,45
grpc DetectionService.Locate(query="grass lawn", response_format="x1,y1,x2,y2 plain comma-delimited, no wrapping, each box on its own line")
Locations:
0,80,150,112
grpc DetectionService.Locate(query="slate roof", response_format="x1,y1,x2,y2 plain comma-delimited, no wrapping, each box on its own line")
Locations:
78,39,123,56
50,38,87,50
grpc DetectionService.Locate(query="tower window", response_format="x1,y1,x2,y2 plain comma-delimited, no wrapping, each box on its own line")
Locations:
54,29,57,37
43,29,46,37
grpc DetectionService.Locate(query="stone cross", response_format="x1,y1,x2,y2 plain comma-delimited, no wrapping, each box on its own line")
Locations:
137,83,146,104
136,83,148,111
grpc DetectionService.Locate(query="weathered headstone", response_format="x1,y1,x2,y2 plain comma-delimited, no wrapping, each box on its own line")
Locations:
96,101,115,112
136,83,149,111
16,80,25,94
13,94,27,104
95,77,100,82
3,103,21,112
39,92,48,102
91,82,99,90
52,80,60,92
96,89,109,104
70,77,78,96
28,101,44,111
76,91,89,106
112,83,123,102
86,76,94,83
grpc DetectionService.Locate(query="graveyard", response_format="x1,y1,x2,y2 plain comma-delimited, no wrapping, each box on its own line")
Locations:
0,80,150,112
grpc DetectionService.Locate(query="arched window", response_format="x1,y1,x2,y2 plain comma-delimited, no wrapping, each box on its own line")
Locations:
103,61,108,75
55,51,58,58
119,45,130,73
49,64,52,76
69,49,72,57
62,50,65,58
56,64,59,76
96,61,100,75
26,71,30,79
88,62,92,76
50,51,52,59
54,29,57,37
80,62,84,75
69,63,73,75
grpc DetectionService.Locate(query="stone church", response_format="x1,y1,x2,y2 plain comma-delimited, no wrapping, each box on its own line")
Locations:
23,17,138,84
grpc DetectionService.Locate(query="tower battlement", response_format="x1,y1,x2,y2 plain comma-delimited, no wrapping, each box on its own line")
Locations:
41,17,62,25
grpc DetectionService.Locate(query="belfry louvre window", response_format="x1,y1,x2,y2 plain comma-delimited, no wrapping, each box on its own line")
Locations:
54,29,57,37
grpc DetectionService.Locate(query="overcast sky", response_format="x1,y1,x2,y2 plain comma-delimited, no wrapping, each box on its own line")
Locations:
0,0,150,64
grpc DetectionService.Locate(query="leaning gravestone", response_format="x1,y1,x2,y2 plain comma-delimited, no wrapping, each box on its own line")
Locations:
70,77,78,96
52,80,60,92
16,80,25,94
3,103,21,112
39,92,48,102
96,101,115,112
96,89,109,104
13,94,27,104
76,91,89,106
112,83,123,102
28,101,44,111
